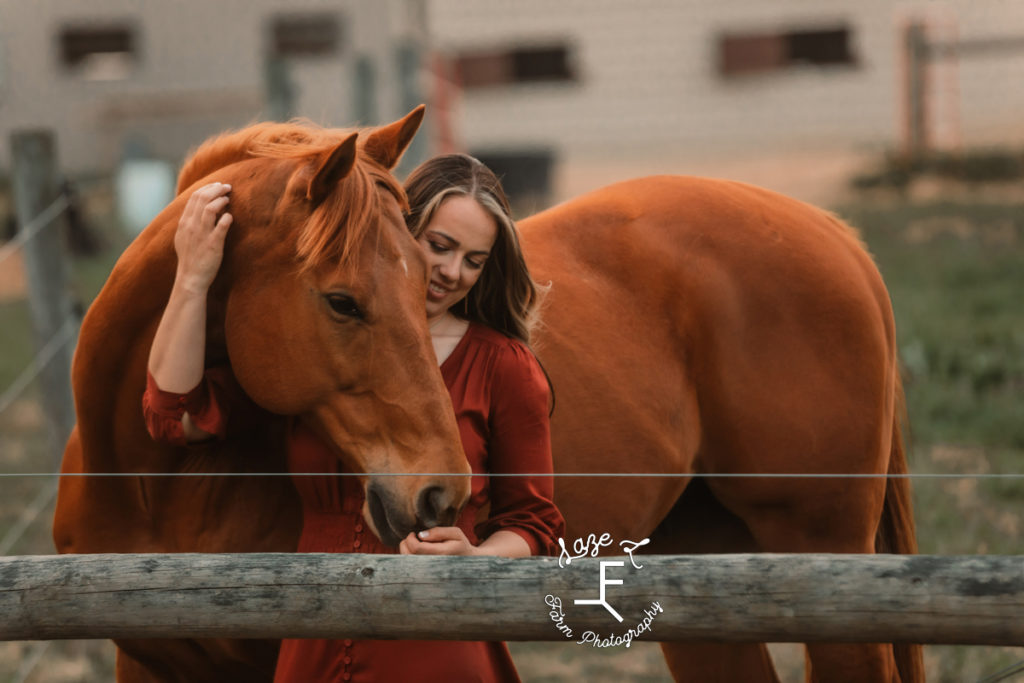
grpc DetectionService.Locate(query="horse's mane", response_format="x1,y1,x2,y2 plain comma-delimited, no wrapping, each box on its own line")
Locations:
177,121,407,269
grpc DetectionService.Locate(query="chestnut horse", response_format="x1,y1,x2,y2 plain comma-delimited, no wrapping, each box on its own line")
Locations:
521,176,922,683
52,107,472,681
55,115,921,681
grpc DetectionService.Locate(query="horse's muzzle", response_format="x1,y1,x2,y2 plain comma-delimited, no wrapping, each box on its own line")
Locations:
365,480,463,547
366,482,406,547
415,485,459,529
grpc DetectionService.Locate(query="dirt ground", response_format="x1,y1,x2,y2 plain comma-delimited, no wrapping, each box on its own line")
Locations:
0,251,27,301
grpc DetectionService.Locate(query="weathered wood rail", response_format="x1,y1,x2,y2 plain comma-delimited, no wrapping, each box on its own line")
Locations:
1,553,1021,644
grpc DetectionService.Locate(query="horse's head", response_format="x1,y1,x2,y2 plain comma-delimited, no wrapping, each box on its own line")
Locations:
178,108,470,546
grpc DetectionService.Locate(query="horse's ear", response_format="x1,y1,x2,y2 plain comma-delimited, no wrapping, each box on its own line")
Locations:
362,105,426,170
307,132,360,205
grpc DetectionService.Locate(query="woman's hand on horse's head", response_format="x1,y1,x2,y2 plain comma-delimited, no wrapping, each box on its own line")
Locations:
398,526,479,556
174,183,234,295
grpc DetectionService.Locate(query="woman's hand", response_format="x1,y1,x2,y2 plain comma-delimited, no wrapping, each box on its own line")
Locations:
173,182,233,295
399,526,479,556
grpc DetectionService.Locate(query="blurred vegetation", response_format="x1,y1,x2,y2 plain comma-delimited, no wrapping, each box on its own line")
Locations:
0,177,128,390
851,147,1024,190
836,195,1024,682
837,199,1024,453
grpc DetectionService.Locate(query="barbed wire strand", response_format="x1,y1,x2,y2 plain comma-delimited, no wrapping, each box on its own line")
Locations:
9,640,51,683
0,471,1020,479
977,657,1024,683
0,316,78,417
0,194,70,268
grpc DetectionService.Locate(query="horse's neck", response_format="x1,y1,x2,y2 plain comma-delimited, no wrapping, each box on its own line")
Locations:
72,215,229,466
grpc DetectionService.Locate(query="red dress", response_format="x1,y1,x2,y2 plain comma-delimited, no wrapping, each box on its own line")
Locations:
143,322,565,683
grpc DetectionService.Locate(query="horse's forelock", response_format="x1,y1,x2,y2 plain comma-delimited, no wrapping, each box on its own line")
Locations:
295,158,407,272
177,121,408,271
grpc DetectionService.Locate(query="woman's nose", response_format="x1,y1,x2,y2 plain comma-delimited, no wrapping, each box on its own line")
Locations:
439,255,460,281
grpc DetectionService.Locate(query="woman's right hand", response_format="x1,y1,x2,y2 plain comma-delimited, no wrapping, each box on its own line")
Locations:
173,182,233,294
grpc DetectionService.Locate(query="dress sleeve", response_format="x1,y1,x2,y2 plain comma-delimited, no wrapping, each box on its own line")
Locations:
141,367,239,446
475,343,565,556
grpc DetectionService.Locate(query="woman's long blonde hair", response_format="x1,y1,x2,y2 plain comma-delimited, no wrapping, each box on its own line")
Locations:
404,154,543,345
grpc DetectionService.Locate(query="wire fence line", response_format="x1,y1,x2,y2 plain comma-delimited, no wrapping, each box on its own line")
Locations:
978,658,1024,683
1,471,1022,479
0,186,78,565
8,641,51,683
0,184,77,410
0,316,78,417
0,193,69,268
0,479,57,556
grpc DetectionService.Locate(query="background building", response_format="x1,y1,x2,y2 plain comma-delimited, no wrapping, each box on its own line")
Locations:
1,1,1023,208
0,0,427,177
427,0,1024,206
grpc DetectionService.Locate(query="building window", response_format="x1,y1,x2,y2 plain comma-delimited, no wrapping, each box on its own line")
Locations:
271,14,342,57
471,149,555,215
718,26,856,77
59,24,137,80
456,45,575,89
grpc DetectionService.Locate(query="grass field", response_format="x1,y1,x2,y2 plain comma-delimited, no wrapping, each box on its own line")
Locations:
835,194,1024,683
1,183,1021,681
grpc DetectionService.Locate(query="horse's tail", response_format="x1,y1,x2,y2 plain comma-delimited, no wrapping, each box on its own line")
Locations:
875,372,925,683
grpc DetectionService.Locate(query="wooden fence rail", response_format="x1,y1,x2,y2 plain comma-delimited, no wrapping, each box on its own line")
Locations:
1,553,1021,644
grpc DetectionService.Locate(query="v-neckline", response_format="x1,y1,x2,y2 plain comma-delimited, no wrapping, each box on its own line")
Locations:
440,322,475,374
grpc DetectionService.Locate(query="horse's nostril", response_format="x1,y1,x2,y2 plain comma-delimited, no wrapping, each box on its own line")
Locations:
416,485,454,527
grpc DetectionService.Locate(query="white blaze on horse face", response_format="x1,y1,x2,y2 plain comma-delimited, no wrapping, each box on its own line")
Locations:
400,258,409,277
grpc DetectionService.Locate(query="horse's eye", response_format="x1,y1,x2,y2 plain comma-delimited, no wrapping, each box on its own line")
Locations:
325,294,364,320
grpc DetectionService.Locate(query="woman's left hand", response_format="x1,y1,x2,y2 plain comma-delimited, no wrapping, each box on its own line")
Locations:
399,526,479,556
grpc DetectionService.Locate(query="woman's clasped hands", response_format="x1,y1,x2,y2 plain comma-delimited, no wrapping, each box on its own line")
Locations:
399,526,479,556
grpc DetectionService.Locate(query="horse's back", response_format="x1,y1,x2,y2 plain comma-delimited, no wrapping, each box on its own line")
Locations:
522,176,898,543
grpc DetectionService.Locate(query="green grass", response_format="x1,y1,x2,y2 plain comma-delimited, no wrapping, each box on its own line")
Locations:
839,200,1024,452
837,198,1024,681
0,300,34,391
836,199,1024,553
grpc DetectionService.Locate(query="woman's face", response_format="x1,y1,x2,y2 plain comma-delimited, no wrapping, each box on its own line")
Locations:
416,195,499,320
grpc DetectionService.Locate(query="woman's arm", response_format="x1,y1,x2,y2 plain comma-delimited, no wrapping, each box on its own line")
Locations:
475,343,565,556
146,182,232,441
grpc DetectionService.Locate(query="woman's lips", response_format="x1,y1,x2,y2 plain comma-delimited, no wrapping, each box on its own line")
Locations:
428,282,450,300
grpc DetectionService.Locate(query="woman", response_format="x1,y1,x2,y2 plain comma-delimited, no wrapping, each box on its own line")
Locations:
143,154,564,682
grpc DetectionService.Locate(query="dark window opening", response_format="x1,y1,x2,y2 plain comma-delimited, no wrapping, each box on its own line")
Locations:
59,25,137,79
456,45,574,89
719,26,856,77
788,28,854,65
272,14,342,57
471,150,555,216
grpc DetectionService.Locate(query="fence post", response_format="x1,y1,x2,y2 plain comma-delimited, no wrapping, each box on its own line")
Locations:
352,54,379,125
904,20,930,160
264,55,295,122
393,0,428,177
9,130,76,468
